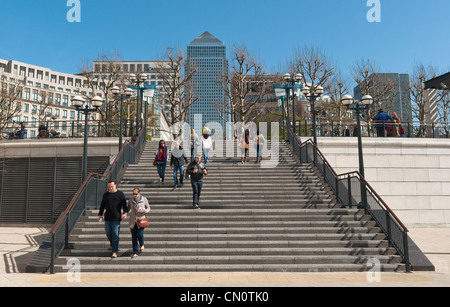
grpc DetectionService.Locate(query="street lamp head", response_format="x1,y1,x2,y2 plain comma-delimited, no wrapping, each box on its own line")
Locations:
91,95,104,108
315,85,324,95
139,73,148,81
111,86,120,95
129,73,137,82
295,73,303,81
301,85,310,95
283,73,291,81
125,88,134,97
72,95,85,108
341,94,354,105
321,95,331,103
361,95,373,105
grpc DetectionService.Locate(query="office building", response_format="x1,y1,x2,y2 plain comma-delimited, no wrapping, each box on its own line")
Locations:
354,73,412,122
92,60,171,138
0,58,101,138
186,31,229,137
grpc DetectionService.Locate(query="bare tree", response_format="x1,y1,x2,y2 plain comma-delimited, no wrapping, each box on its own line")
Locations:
322,70,352,133
351,58,397,121
217,44,268,125
156,47,199,139
288,45,334,129
0,74,25,135
437,89,450,136
78,51,125,134
289,45,334,92
408,63,439,136
33,90,51,126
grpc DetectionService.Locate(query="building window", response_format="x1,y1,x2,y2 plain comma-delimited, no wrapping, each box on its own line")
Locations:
55,94,61,105
32,89,39,101
24,88,30,100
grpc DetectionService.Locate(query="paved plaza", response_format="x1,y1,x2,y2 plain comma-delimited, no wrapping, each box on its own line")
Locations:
0,226,449,287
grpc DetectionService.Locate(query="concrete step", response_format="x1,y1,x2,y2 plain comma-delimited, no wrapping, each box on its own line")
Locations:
56,254,403,266
52,263,405,273
56,140,407,273
62,246,397,257
66,239,391,250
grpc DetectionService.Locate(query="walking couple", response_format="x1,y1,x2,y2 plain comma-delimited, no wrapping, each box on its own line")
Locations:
98,180,150,258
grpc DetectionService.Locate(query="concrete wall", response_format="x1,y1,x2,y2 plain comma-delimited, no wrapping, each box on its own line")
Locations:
0,138,120,161
316,137,450,228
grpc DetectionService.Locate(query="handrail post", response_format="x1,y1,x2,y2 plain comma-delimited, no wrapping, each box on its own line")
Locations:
50,234,55,274
386,211,392,247
403,232,411,273
347,176,352,208
335,176,339,204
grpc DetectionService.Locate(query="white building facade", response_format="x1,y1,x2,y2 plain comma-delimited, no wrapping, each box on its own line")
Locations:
0,58,101,138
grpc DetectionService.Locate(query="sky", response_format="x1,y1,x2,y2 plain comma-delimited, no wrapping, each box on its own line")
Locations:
1,0,449,86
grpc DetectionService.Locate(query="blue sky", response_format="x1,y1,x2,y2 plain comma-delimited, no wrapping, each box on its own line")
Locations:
1,0,449,83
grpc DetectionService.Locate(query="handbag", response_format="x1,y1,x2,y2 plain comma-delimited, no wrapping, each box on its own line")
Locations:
134,203,149,228
136,217,149,228
153,158,158,166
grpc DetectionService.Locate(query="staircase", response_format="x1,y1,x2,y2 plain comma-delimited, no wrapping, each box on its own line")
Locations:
54,140,405,272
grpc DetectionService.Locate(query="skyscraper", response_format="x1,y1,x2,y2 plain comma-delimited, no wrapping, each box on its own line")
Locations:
186,31,228,138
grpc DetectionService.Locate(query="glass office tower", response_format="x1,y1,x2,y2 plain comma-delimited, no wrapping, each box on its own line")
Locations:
186,31,229,138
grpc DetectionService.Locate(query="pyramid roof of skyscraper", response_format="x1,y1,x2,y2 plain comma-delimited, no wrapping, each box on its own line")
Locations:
190,31,224,46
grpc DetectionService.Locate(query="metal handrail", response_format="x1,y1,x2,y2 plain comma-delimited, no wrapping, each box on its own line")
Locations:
49,128,146,273
286,124,411,272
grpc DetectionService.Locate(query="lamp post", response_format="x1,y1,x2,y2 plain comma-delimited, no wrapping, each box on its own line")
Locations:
302,83,324,145
111,86,133,151
341,94,373,178
128,73,148,136
142,85,156,137
283,73,303,135
273,85,287,139
71,95,104,182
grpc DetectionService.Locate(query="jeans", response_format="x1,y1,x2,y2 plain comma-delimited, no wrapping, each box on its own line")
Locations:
173,165,185,187
105,220,121,253
130,223,145,255
191,181,203,206
256,144,264,160
203,149,210,164
157,162,167,182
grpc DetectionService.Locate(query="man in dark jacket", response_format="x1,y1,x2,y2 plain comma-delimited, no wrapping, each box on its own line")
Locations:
372,108,393,137
186,155,207,209
98,180,127,258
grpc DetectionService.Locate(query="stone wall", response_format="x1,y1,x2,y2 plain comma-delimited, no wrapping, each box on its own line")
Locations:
316,137,450,227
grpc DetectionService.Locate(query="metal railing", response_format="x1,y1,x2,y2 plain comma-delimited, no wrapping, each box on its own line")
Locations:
1,119,152,139
286,125,411,272
48,128,146,273
290,119,450,139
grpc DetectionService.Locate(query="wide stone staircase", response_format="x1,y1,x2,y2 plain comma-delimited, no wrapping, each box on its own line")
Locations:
53,140,405,272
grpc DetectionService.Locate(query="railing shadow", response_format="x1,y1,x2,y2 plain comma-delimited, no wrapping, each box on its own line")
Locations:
286,124,411,272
